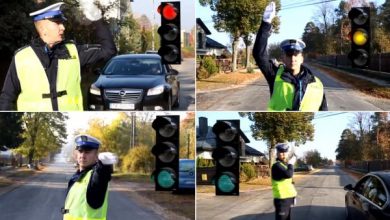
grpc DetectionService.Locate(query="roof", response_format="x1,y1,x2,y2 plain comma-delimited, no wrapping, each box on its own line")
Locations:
245,145,264,156
112,54,161,60
196,18,211,35
206,37,227,49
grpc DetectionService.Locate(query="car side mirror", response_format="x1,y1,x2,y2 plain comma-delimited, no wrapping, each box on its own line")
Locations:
169,69,179,75
344,184,354,191
94,68,102,75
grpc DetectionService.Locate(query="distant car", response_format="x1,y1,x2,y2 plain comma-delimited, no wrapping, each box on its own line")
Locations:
344,172,390,220
88,54,180,110
176,159,195,193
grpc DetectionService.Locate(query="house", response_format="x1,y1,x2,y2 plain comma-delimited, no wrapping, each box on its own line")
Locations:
196,18,228,57
197,117,265,164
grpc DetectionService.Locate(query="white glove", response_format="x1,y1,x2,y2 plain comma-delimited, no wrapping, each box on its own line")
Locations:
98,152,118,165
79,0,102,21
263,2,276,23
288,156,297,166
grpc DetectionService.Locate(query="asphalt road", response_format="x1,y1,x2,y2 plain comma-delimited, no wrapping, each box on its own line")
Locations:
196,64,390,111
173,58,195,111
0,155,165,220
196,167,356,220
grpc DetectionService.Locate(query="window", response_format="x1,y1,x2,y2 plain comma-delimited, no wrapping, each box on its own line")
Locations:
363,177,388,208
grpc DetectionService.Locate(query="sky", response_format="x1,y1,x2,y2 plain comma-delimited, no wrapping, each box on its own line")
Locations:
196,0,385,48
132,0,195,32
196,111,365,161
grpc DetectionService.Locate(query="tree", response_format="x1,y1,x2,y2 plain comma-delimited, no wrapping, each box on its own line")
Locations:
180,112,195,159
199,0,281,71
239,112,315,169
304,149,322,167
13,113,68,166
335,128,359,164
0,113,25,149
117,13,141,54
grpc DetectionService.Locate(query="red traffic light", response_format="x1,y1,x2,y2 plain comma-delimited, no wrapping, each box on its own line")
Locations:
159,3,177,20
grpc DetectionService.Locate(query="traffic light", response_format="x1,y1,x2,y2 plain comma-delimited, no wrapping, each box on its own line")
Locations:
151,115,180,191
158,1,181,64
348,7,370,68
212,120,240,196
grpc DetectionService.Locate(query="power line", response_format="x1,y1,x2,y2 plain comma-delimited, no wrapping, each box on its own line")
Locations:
314,112,348,120
282,0,338,10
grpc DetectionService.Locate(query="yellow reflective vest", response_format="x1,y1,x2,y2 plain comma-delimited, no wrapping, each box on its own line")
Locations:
64,169,109,220
272,161,297,199
14,43,83,111
268,65,324,111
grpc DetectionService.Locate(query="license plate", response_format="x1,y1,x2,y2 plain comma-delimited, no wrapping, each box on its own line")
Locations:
109,103,135,110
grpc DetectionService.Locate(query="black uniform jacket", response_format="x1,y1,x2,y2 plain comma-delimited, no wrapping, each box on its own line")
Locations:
253,21,328,111
0,19,117,110
66,160,112,209
271,158,294,181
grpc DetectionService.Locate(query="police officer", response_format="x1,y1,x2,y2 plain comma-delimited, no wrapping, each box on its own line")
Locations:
253,2,327,111
272,143,297,220
62,134,117,220
0,1,117,111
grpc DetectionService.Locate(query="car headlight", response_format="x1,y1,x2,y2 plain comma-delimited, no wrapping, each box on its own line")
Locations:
147,85,164,96
89,84,101,96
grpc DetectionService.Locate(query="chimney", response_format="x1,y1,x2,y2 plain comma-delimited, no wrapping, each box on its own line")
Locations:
198,117,208,138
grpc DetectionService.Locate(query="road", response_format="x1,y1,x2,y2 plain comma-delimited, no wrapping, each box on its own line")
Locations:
0,154,166,220
196,64,390,111
174,58,195,111
197,167,356,220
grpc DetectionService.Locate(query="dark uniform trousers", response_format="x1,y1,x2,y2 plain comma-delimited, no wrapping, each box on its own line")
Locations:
274,197,295,220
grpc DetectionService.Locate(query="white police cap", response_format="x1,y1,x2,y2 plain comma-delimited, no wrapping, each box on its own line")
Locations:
280,39,306,52
275,143,289,153
75,134,101,150
29,2,66,22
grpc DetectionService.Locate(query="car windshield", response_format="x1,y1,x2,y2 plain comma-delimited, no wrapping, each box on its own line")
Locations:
180,161,194,172
103,58,163,75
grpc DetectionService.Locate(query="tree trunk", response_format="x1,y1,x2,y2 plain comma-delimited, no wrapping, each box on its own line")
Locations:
232,39,239,72
246,45,251,69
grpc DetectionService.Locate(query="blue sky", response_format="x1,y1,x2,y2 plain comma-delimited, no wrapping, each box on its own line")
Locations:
196,0,385,47
196,112,364,161
132,0,195,31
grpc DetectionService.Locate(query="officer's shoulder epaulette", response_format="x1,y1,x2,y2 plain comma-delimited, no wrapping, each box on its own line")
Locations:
64,39,75,44
14,45,31,55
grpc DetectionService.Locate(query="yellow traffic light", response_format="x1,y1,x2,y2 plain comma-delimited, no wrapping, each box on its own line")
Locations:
352,29,368,46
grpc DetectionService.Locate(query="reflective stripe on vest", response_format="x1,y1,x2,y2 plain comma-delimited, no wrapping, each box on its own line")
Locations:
267,65,324,111
271,161,297,199
64,170,108,220
15,44,83,111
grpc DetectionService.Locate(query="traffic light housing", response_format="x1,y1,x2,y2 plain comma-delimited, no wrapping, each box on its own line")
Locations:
158,1,181,64
151,115,180,191
348,7,370,68
212,120,240,196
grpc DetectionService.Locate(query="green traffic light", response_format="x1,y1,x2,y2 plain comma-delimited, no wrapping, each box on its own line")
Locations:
217,174,236,193
157,170,175,189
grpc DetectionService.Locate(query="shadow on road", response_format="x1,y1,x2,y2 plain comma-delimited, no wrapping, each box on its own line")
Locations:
230,205,345,220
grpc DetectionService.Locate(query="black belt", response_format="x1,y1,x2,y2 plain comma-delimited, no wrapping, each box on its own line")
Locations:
42,90,67,99
61,207,69,214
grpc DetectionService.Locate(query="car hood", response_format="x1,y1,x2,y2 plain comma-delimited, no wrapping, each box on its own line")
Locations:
95,74,165,89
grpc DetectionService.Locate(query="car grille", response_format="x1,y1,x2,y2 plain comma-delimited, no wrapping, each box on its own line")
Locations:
104,89,143,103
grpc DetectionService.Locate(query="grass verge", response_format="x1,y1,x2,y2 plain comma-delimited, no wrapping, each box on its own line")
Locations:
197,71,261,92
112,172,151,183
310,63,390,99
138,190,195,220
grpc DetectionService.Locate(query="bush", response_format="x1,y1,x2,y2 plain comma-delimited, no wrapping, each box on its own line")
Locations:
241,163,256,181
202,56,219,76
246,66,254,73
196,157,215,167
196,66,209,80
121,144,154,174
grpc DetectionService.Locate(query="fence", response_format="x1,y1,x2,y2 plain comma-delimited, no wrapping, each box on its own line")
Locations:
316,53,390,73
350,160,390,173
